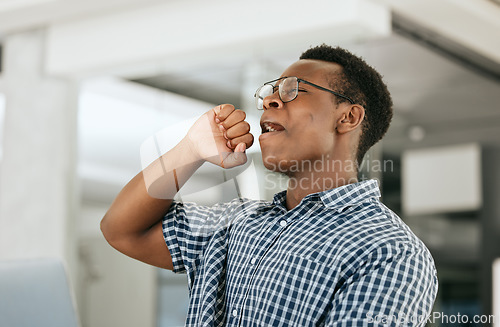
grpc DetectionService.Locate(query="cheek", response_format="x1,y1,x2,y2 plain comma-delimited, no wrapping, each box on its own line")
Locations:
293,121,335,152
300,133,334,160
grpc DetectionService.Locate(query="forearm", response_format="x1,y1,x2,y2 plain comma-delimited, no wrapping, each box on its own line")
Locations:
100,104,252,268
101,136,202,246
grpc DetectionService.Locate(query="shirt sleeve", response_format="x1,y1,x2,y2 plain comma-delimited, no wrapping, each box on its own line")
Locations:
162,200,238,275
323,242,438,327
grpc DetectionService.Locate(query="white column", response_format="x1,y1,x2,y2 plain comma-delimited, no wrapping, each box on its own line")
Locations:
0,29,78,270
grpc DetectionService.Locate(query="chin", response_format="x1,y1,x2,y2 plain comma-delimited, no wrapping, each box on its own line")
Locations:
261,152,295,174
261,151,279,171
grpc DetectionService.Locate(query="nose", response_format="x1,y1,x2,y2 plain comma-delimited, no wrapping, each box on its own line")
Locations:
262,92,283,110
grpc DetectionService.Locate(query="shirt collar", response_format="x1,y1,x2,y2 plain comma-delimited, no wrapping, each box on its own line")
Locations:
318,179,381,209
272,179,381,210
272,190,288,209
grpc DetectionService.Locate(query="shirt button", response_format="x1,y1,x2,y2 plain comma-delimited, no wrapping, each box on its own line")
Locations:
232,309,238,317
250,258,257,265
279,220,287,227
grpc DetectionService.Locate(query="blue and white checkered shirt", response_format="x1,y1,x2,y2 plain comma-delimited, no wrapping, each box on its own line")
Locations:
163,179,438,326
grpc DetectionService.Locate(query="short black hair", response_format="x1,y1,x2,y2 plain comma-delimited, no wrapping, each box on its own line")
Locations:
300,44,393,166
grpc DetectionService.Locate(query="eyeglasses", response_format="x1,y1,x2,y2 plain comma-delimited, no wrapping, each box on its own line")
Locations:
254,76,355,110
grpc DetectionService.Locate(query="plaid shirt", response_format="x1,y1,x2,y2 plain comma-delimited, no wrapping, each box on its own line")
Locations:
163,180,438,326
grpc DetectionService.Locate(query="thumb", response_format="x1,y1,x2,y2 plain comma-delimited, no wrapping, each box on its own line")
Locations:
221,143,247,168
235,142,247,153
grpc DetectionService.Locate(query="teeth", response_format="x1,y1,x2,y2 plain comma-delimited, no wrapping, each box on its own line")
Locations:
264,123,279,133
267,126,276,132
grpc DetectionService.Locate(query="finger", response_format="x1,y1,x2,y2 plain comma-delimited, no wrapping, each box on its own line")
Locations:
227,133,254,149
211,105,221,123
222,151,247,168
218,124,229,140
225,121,250,139
235,143,247,153
215,104,235,121
220,109,246,129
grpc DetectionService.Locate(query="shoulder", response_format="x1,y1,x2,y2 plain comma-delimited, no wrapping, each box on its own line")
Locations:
334,200,435,269
167,197,272,224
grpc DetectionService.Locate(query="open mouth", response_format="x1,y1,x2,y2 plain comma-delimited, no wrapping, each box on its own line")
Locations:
261,121,285,134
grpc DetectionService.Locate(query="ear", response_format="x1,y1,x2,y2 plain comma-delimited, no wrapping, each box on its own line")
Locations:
336,104,365,134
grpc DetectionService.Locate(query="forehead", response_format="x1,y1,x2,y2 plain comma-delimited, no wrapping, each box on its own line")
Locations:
280,59,343,83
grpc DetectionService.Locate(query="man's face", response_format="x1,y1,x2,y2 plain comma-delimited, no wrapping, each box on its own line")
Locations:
259,59,347,174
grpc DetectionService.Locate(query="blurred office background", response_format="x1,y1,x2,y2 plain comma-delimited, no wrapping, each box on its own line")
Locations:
0,0,499,326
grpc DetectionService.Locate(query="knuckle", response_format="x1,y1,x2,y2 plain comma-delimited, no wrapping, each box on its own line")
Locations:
219,104,235,119
223,104,235,112
235,109,246,119
241,125,250,134
239,123,250,134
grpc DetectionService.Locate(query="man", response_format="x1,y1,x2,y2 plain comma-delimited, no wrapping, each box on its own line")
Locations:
101,44,438,326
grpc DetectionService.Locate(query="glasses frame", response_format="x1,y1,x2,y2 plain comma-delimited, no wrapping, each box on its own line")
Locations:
254,76,355,110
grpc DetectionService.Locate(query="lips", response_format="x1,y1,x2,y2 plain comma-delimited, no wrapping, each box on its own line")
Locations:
261,121,285,134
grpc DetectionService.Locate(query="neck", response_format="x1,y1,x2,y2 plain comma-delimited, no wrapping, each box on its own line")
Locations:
284,158,358,210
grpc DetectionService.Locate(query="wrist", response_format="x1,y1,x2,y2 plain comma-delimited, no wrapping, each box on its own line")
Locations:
179,135,204,164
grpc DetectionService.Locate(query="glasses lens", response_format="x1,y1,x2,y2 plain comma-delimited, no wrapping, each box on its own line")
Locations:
279,77,298,103
255,84,273,110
